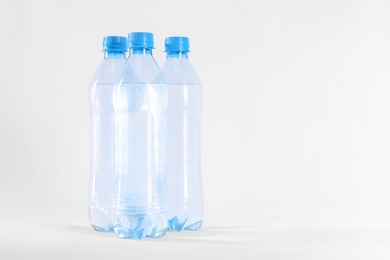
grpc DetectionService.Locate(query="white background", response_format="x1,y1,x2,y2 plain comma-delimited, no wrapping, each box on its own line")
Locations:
1,0,390,259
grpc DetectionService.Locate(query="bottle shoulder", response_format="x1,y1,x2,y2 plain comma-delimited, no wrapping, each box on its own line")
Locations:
120,55,165,84
89,59,126,86
161,58,201,85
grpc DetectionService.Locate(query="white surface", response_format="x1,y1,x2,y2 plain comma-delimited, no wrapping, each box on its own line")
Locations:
1,0,390,258
2,207,390,259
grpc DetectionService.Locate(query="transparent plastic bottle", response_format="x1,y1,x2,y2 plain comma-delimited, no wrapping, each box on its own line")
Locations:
112,32,168,239
88,36,127,232
161,37,203,231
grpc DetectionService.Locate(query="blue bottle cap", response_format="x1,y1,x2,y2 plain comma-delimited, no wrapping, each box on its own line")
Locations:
128,32,154,48
103,36,127,51
165,36,190,52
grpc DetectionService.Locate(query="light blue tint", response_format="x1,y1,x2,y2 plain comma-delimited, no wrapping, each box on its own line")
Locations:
112,32,168,239
162,37,203,232
88,36,127,232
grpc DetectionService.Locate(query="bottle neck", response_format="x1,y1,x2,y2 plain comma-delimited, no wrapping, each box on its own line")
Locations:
166,51,188,59
130,48,153,55
104,51,126,59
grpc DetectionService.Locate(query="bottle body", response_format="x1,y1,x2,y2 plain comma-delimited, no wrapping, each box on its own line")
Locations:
113,45,168,239
162,55,204,232
88,52,126,232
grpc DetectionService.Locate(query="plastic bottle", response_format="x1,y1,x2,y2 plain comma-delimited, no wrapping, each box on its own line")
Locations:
88,36,127,232
161,37,203,231
112,32,168,239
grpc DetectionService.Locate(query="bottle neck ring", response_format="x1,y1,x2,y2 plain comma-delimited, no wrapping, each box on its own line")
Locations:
166,51,188,59
104,51,126,59
130,48,153,55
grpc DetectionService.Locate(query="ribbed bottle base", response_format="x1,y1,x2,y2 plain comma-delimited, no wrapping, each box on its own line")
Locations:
89,208,113,232
112,213,168,239
168,216,203,232
92,225,113,232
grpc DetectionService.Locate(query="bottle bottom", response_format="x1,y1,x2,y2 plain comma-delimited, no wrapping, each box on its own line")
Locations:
92,225,113,233
89,208,113,232
168,216,203,232
112,213,168,239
